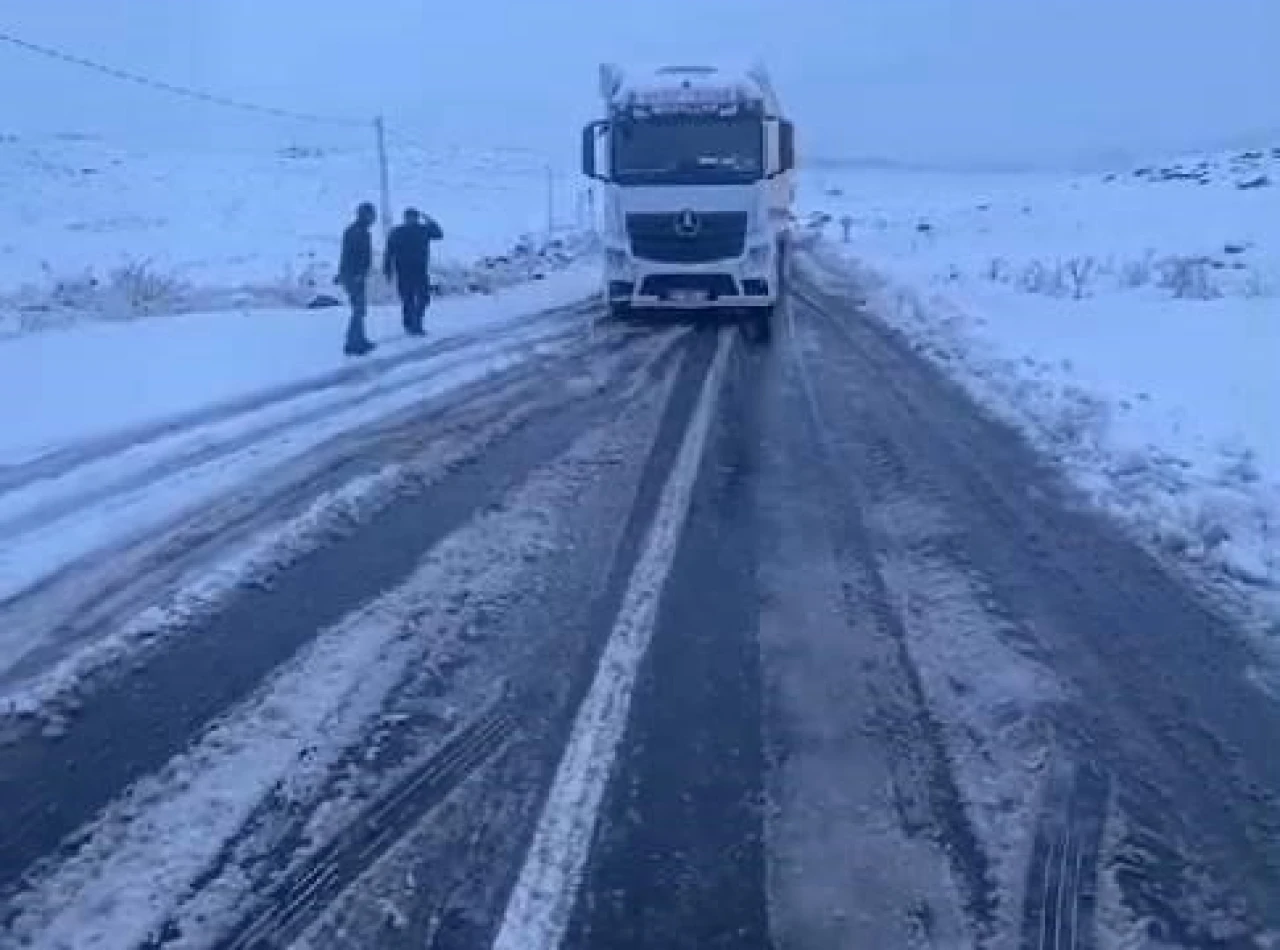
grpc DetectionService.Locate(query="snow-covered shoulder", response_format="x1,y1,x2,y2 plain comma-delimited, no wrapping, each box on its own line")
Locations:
801,147,1280,644
0,264,598,466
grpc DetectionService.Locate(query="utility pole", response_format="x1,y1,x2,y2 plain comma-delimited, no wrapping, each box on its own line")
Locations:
374,116,391,242
546,164,555,236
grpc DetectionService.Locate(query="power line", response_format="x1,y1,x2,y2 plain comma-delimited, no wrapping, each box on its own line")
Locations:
0,28,580,235
385,128,554,164
0,28,364,127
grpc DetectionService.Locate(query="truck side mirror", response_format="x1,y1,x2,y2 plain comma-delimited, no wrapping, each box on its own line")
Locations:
582,121,608,180
779,120,795,173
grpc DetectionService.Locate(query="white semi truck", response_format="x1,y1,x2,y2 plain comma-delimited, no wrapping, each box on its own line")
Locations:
581,63,795,337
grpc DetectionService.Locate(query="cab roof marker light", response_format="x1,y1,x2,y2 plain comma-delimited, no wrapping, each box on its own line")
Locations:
599,63,624,101
631,85,745,107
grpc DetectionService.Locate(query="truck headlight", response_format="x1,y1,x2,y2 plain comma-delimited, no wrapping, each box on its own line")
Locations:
605,248,631,274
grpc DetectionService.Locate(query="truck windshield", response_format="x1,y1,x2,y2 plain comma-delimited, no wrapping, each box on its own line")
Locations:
611,116,764,185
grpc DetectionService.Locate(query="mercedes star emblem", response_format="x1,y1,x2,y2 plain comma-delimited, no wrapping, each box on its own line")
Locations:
673,208,702,238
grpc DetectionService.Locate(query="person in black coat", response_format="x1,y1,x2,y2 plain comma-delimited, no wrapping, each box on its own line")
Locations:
383,207,444,336
336,202,377,355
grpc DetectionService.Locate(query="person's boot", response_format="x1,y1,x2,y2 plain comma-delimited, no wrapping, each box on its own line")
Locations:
409,301,428,336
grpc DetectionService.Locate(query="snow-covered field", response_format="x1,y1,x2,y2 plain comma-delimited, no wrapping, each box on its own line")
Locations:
0,135,588,333
801,146,1280,641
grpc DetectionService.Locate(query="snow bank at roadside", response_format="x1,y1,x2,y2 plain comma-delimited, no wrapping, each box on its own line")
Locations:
0,227,595,338
801,147,1280,640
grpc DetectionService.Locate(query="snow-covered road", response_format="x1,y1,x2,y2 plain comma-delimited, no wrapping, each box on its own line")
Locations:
2,254,1279,949
0,273,600,718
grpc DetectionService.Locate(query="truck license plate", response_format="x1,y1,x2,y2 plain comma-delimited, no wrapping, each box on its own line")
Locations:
670,289,707,303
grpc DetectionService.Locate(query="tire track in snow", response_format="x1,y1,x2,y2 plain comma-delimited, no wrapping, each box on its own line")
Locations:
2,495,546,950
0,319,574,539
0,312,587,613
746,304,975,949
0,323,680,724
256,330,710,949
213,706,517,950
0,299,593,492
0,332,688,949
0,324,684,901
1021,756,1110,950
793,254,1280,940
0,356,532,688
783,299,1000,941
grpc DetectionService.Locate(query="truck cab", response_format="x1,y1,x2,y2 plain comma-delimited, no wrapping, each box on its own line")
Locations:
582,63,795,333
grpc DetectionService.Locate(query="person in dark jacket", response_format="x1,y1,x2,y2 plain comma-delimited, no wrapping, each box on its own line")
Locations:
383,207,444,336
336,202,377,355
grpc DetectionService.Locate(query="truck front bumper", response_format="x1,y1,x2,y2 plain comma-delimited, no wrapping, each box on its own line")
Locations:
605,245,777,310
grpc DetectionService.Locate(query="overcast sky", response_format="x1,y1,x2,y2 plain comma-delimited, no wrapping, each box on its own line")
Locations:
1,0,1276,169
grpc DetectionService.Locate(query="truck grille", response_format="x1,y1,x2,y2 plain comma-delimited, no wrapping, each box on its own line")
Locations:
626,212,748,263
